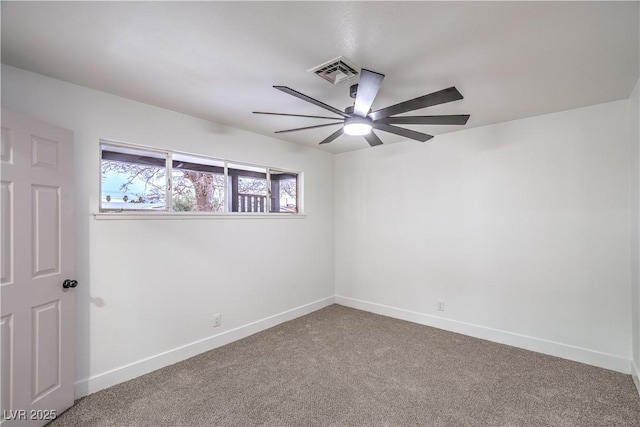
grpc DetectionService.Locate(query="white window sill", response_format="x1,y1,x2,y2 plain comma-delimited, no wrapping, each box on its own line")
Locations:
93,212,306,220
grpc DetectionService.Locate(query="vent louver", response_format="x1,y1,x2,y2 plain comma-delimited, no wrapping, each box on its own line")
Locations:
309,56,359,85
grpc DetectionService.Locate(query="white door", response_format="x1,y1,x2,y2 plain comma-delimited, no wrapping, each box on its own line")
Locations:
1,109,75,426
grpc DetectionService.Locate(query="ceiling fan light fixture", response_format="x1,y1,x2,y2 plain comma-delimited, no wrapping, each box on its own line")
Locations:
343,117,372,136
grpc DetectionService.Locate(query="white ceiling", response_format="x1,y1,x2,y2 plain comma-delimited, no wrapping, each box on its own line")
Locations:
1,1,638,154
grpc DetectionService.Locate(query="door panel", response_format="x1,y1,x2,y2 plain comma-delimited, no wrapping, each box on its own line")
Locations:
31,301,60,402
0,127,13,163
1,109,75,426
31,137,59,171
32,185,60,278
1,314,13,413
1,182,12,285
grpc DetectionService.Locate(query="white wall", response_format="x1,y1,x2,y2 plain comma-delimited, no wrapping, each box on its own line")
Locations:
631,78,640,390
335,99,633,373
1,65,335,395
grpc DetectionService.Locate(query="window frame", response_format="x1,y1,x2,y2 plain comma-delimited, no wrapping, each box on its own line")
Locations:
100,142,170,211
268,169,300,213
97,139,303,218
171,152,227,213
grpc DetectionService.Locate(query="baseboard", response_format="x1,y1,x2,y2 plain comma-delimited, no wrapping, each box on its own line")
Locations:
632,361,640,397
75,296,335,398
335,295,631,375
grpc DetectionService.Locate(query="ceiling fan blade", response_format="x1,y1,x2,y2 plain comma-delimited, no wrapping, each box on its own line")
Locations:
363,131,383,147
372,123,433,142
253,111,344,120
274,86,350,118
376,114,470,125
319,128,344,145
353,69,385,117
275,122,343,134
369,87,464,121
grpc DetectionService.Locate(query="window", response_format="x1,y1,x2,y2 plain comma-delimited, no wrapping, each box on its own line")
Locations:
172,154,225,212
100,141,301,215
228,163,267,213
269,169,298,213
101,144,168,210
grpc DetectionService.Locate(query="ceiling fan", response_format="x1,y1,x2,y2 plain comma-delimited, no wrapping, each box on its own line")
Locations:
254,69,470,147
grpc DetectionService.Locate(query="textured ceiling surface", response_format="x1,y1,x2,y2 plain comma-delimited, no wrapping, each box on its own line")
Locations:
1,1,638,153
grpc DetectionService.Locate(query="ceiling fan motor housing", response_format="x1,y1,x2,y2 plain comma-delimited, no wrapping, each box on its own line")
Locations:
349,84,358,99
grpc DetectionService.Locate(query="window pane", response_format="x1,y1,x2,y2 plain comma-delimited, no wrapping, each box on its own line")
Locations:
228,163,267,212
269,170,298,213
238,177,267,196
101,144,167,210
172,154,225,212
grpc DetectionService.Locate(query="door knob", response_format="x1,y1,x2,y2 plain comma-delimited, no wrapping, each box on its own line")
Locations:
62,279,78,289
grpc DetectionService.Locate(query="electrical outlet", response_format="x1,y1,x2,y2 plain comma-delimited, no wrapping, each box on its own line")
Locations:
437,299,445,312
213,313,221,328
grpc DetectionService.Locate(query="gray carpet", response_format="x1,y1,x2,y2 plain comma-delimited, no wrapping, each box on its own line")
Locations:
50,305,640,426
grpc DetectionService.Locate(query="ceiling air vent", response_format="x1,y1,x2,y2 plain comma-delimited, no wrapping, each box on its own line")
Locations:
309,56,360,85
